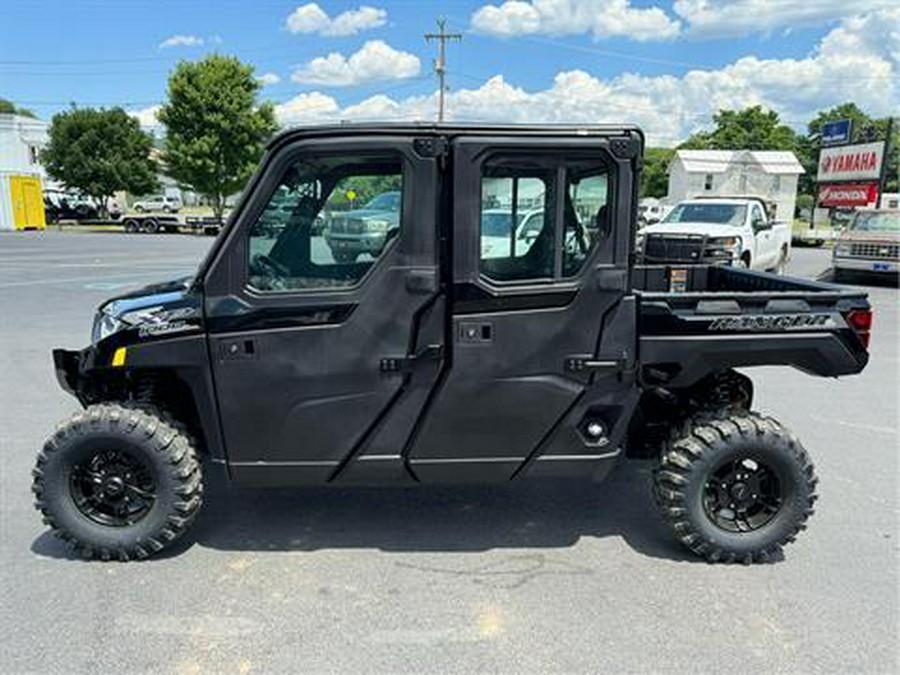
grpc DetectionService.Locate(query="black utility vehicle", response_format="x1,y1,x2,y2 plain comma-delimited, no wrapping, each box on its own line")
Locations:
36,124,873,563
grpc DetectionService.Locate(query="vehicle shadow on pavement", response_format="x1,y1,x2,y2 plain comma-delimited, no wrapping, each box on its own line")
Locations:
195,460,700,563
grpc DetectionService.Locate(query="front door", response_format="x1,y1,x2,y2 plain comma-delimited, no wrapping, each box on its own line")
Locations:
407,135,634,481
204,136,444,485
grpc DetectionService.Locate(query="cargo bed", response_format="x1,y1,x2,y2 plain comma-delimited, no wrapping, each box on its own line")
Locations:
634,265,871,386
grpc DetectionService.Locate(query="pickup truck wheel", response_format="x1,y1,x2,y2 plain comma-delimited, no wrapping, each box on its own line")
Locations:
654,411,817,564
32,404,203,561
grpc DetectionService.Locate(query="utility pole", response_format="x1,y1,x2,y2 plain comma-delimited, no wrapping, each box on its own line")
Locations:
425,18,462,122
877,115,894,209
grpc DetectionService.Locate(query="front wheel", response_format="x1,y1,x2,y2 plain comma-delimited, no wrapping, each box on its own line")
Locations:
654,411,817,563
32,404,203,561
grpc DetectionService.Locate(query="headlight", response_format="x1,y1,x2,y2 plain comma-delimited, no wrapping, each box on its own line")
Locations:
366,219,391,233
708,236,741,249
834,242,851,256
92,305,166,343
92,311,123,343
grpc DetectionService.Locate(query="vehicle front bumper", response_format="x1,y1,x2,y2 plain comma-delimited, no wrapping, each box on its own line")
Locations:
53,348,86,399
833,256,899,274
325,233,388,254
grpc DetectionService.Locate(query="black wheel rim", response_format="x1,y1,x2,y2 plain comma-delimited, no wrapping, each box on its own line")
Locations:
69,448,156,527
703,457,783,533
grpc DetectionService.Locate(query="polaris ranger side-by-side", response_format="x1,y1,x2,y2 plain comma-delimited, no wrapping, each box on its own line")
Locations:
35,125,872,563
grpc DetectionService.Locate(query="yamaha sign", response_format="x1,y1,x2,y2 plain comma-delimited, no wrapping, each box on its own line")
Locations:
817,141,885,182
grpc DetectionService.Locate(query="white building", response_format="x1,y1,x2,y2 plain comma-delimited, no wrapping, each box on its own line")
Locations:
0,113,49,230
668,150,804,222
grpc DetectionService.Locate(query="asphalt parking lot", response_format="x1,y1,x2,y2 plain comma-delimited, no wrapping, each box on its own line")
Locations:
1,231,897,674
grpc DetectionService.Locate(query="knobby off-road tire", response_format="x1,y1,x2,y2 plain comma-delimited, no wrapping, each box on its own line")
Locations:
32,404,203,561
654,411,817,564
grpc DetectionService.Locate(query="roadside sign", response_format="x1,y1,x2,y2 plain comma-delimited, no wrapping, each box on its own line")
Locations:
821,119,852,146
817,182,879,207
816,141,885,182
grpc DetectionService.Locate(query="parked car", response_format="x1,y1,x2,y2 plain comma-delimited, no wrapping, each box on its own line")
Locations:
637,197,791,273
324,190,401,263
832,209,899,282
637,200,669,226
35,124,872,565
43,190,122,221
480,208,545,258
132,195,181,213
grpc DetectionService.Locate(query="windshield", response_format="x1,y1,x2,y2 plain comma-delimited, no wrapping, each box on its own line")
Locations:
481,212,526,237
851,211,900,232
363,192,401,212
664,203,747,226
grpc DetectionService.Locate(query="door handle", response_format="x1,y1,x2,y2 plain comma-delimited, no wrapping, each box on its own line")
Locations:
380,344,443,373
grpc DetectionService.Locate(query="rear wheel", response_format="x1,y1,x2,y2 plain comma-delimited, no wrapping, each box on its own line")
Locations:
654,411,817,563
32,404,203,561
142,219,159,234
123,219,140,234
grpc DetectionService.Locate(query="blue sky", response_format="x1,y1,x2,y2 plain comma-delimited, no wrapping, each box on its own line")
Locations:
1,1,897,145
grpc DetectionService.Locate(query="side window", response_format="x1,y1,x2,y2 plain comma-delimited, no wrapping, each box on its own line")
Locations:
248,154,403,292
480,173,553,281
479,155,611,283
751,204,764,226
564,166,609,276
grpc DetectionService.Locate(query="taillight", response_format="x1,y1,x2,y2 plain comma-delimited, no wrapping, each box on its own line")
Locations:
847,309,873,349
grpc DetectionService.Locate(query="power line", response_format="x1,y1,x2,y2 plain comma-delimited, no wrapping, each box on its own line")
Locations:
424,18,462,123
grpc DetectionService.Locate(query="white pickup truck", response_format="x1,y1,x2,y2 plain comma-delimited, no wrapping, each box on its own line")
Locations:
637,197,791,273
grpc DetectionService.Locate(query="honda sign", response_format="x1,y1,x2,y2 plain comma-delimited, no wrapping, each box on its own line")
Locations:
817,182,879,207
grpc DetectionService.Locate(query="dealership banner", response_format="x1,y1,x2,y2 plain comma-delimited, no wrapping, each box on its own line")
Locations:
821,119,852,146
817,182,879,207
817,141,885,182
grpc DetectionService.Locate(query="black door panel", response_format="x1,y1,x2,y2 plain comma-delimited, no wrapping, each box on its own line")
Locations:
204,137,444,481
406,136,632,479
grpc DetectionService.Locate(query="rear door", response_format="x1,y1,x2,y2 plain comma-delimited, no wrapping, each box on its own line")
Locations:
203,135,445,485
407,133,638,481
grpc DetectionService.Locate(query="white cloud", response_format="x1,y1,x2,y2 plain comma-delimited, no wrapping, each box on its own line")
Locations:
128,105,163,133
257,72,281,86
290,40,420,87
285,3,387,37
471,0,681,41
274,92,342,126
673,0,893,38
158,34,204,49
275,9,899,147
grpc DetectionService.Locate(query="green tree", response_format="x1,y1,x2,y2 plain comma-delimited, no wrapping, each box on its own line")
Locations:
158,55,277,219
640,147,675,198
41,107,158,215
0,97,37,118
680,105,801,153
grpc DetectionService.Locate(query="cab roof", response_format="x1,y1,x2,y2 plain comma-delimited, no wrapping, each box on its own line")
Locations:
267,122,644,149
